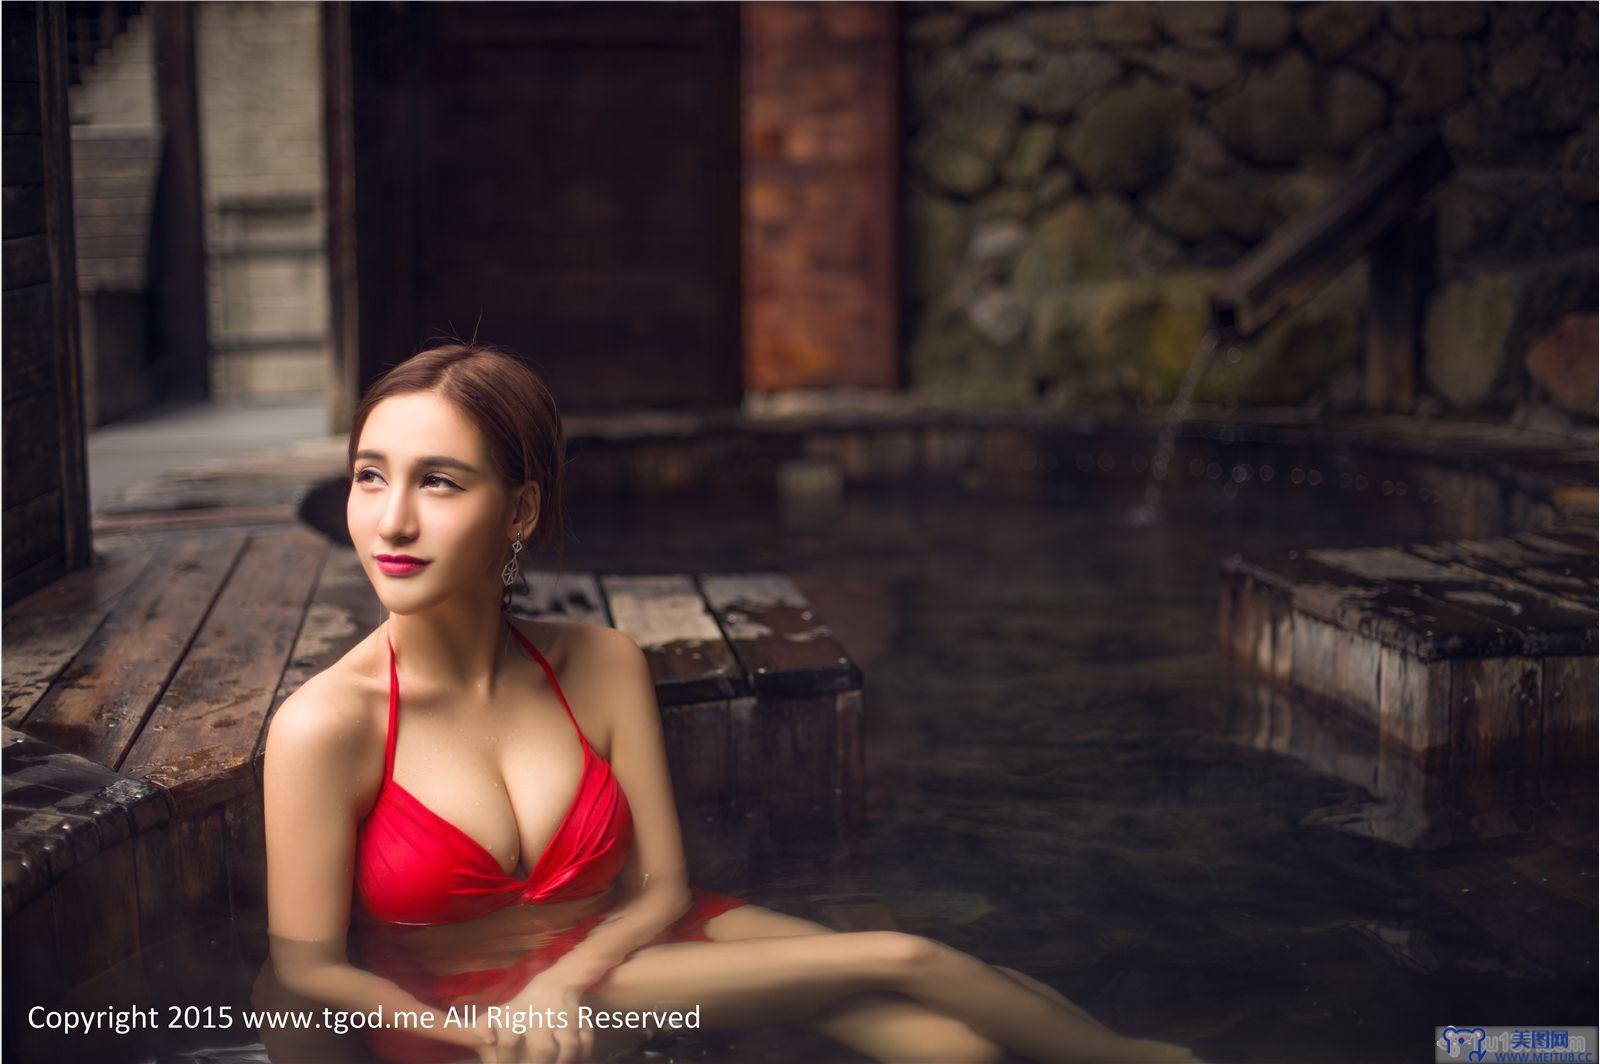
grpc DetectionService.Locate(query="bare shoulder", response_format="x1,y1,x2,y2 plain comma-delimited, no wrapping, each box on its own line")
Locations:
507,617,649,748
507,616,641,676
261,635,387,796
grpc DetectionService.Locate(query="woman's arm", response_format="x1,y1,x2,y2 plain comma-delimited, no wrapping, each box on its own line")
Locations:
527,626,699,993
261,674,497,1055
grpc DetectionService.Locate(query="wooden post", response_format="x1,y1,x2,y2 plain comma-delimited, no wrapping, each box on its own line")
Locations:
39,2,91,578
148,3,209,403
1,2,91,604
322,1,359,433
1364,209,1436,413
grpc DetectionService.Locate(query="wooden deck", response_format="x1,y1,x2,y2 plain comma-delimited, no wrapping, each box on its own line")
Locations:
1,522,864,1022
1220,524,1598,774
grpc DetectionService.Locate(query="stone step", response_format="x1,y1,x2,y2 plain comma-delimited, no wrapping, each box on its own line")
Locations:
1220,528,1597,773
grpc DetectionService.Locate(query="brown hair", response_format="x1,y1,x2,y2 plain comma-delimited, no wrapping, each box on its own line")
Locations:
347,339,567,556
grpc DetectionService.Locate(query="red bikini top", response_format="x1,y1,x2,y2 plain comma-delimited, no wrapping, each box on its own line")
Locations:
353,619,634,926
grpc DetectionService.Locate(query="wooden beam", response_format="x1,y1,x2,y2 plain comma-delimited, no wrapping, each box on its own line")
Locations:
1364,210,1435,413
148,3,209,402
1211,131,1454,339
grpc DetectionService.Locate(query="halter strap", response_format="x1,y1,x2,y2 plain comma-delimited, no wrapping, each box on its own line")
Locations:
504,618,588,752
383,621,587,785
383,633,400,782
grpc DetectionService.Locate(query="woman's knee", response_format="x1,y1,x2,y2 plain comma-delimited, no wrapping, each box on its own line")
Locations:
871,931,949,984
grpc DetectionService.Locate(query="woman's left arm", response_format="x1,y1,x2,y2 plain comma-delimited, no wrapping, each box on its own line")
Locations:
506,627,698,1001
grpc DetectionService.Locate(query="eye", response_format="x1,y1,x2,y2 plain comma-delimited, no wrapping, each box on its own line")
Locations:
423,473,461,490
353,468,380,484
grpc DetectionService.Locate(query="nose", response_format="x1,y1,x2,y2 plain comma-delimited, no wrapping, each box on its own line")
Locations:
377,482,419,544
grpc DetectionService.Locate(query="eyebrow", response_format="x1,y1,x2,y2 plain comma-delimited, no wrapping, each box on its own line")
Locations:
352,449,480,474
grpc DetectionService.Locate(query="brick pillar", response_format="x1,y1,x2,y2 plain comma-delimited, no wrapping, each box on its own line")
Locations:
742,3,900,391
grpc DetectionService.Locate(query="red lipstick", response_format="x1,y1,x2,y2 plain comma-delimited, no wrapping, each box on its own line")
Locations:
375,554,430,576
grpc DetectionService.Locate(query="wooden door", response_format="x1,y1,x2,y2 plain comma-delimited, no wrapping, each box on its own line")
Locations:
344,2,741,413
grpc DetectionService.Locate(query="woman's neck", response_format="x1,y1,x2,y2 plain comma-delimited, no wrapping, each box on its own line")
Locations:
385,603,516,699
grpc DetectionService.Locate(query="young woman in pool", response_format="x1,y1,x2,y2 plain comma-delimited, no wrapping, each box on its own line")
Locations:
254,340,1202,1064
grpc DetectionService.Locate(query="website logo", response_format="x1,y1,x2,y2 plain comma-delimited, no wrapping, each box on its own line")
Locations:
1435,1026,1598,1063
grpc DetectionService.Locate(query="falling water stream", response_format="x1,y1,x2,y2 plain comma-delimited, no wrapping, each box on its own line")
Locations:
1126,327,1236,527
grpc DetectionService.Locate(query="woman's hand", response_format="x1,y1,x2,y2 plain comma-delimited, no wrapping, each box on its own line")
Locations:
393,1006,507,1064
495,972,593,1063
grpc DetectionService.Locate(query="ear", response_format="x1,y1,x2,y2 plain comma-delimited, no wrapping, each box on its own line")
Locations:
512,482,541,537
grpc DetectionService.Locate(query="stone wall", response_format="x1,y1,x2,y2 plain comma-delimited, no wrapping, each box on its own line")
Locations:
903,1,1598,420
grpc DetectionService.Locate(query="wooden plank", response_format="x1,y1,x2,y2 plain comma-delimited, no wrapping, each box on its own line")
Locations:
698,573,861,697
729,693,836,812
1,79,39,136
1376,643,1451,760
0,724,166,914
2,233,49,288
1,887,62,1013
2,282,53,401
1541,655,1597,777
20,534,249,767
74,193,154,218
121,527,328,816
1,388,61,511
660,697,738,808
1,549,65,614
253,544,386,780
1449,656,1541,773
1224,551,1521,660
1408,536,1597,608
133,807,229,951
1289,613,1346,713
76,233,156,259
1401,540,1598,615
75,213,156,242
2,488,62,577
1516,529,1600,557
1305,546,1594,656
600,574,743,704
2,183,45,239
1219,570,1281,674
91,504,301,535
509,569,610,627
833,689,865,829
1,4,40,84
223,789,266,915
49,842,141,991
2,134,43,185
67,130,162,162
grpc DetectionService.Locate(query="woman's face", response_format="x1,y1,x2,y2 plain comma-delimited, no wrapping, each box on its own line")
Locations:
347,391,528,616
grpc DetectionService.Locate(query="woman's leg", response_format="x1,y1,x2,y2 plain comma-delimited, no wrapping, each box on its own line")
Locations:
991,965,1114,1033
699,905,1003,1063
584,904,1194,1064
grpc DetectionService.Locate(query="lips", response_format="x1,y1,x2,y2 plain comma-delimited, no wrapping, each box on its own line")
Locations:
375,555,430,576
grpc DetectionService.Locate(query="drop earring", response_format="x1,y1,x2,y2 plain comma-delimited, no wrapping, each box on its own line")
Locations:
500,530,524,611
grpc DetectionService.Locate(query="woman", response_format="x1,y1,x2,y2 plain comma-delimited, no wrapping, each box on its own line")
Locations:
254,341,1201,1064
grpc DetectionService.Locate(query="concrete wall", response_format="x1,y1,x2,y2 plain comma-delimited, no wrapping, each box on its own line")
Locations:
902,1,1598,420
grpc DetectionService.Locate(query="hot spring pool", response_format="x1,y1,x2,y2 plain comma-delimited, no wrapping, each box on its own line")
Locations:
54,477,1598,1063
